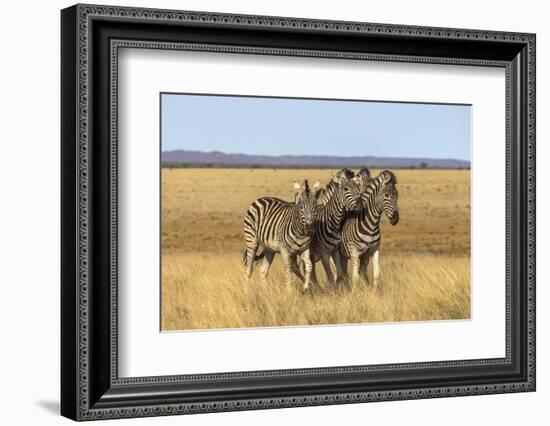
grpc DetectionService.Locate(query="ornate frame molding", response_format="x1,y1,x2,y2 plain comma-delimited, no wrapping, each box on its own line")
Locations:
61,4,536,421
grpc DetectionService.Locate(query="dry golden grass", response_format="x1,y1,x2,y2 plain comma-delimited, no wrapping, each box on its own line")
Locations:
162,253,470,330
161,168,471,331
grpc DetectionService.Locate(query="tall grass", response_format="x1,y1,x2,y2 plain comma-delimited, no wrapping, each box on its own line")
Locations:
161,252,470,331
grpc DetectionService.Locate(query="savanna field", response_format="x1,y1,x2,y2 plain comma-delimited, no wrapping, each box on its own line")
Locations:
161,168,471,331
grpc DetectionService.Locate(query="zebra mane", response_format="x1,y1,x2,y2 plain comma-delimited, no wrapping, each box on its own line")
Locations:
326,179,340,191
317,169,351,206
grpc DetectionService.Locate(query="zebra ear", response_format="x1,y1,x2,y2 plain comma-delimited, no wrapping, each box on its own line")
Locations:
311,180,321,197
382,171,397,184
358,167,371,179
331,173,344,185
293,181,302,194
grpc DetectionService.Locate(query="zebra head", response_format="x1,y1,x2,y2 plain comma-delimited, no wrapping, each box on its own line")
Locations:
354,167,372,193
333,168,355,181
341,177,364,212
293,179,321,232
317,169,357,206
331,170,363,212
379,170,399,225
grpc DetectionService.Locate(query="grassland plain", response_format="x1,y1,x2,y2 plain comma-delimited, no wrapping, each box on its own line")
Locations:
161,168,471,331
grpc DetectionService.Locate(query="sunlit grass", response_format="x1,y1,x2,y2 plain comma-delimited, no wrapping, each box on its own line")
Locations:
161,168,471,331
161,252,470,330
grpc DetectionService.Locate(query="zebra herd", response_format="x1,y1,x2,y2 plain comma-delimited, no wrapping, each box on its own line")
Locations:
242,168,399,292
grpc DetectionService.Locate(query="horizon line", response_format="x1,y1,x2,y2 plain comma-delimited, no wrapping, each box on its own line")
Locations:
161,148,470,163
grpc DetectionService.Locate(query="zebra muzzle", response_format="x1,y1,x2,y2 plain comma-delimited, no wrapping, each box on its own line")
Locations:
390,210,399,225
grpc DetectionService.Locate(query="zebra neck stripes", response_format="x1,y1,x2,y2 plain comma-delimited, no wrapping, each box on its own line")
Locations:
359,179,385,227
318,180,339,206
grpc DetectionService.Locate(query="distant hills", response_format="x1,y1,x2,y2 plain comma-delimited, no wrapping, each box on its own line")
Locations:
161,150,470,169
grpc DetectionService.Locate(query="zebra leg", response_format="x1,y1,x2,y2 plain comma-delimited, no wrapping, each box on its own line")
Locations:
291,255,305,282
372,248,381,290
360,252,371,286
281,251,304,287
244,244,258,279
339,253,349,282
259,250,275,281
331,249,344,285
281,251,294,287
350,253,361,287
298,253,318,284
321,254,335,286
329,257,338,281
296,255,303,275
301,249,313,293
310,262,319,286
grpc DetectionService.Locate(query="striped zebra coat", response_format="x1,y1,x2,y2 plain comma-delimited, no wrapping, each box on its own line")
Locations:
339,170,399,288
243,180,321,291
303,173,363,286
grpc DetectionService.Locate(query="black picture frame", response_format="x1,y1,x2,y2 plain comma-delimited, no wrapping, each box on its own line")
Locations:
61,4,536,421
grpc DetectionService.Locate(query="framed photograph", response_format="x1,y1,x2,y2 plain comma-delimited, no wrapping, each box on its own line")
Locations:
61,4,536,421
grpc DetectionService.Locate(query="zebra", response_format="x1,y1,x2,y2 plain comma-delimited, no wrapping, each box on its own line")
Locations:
302,172,364,286
317,167,371,206
243,179,321,291
304,167,370,284
338,170,399,288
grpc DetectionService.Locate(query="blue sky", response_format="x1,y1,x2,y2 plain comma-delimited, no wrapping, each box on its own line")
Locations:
161,93,471,161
